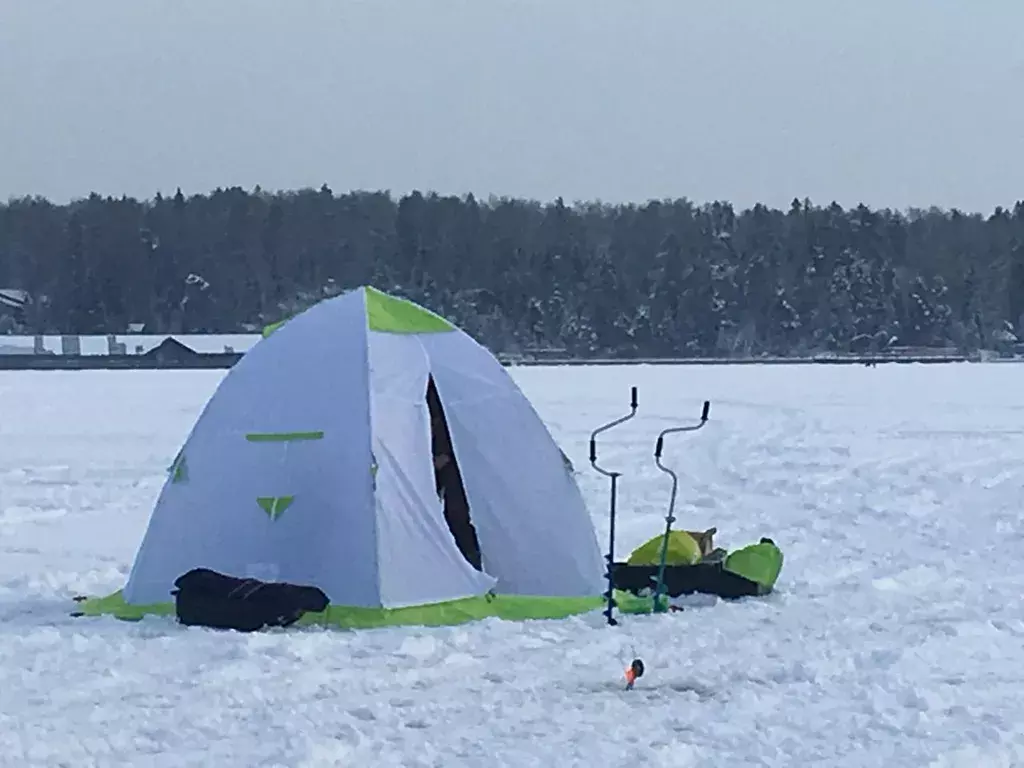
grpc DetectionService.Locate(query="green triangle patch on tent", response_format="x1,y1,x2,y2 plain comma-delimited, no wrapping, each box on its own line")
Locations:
257,496,294,520
365,286,453,334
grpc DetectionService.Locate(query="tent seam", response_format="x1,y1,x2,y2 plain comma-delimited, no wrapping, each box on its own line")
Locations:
363,287,385,608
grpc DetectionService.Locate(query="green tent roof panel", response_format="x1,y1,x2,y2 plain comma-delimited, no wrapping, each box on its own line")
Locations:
364,286,454,334
262,286,454,337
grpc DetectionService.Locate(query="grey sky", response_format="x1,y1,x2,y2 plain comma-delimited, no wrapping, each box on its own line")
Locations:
2,0,1022,212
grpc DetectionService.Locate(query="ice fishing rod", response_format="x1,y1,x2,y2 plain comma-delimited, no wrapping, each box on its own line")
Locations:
589,386,638,627
650,399,711,613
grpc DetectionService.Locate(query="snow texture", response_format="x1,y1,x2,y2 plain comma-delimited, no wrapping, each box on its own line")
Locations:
1,364,1023,767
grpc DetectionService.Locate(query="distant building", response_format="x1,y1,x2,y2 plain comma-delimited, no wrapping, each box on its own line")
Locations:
142,337,201,364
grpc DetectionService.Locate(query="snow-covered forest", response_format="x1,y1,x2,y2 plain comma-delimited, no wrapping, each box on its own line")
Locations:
2,187,1023,357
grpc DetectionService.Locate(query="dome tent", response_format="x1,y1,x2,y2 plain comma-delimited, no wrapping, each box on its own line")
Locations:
78,286,609,628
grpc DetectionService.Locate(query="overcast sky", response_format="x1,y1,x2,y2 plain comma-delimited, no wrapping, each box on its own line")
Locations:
2,0,1022,212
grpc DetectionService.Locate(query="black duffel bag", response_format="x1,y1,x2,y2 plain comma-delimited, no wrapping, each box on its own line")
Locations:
171,567,330,632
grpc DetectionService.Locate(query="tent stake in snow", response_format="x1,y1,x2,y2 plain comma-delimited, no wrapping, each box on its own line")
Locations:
590,386,638,627
651,400,711,613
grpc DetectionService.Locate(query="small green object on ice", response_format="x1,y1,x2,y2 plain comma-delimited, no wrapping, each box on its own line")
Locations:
723,539,784,590
627,530,702,566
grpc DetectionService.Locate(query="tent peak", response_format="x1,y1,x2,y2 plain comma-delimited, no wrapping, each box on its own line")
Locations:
363,286,454,334
262,285,455,338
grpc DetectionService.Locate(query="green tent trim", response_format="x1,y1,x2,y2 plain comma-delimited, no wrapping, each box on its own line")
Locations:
365,286,453,334
262,319,287,338
245,431,324,443
73,589,666,630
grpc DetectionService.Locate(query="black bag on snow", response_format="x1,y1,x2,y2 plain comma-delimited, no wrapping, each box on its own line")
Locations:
171,567,330,632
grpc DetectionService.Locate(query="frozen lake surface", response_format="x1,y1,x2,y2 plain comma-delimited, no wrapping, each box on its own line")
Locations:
1,363,1022,767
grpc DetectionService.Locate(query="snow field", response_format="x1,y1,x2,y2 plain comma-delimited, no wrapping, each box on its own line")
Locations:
1,363,1023,767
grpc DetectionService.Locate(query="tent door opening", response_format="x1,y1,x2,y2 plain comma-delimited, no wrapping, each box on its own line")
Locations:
426,376,483,571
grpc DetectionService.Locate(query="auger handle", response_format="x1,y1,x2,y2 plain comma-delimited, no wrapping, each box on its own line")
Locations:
590,387,639,466
654,400,712,459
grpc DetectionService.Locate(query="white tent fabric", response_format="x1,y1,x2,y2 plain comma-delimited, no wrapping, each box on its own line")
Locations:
123,289,379,606
368,331,497,607
422,332,606,598
122,286,605,609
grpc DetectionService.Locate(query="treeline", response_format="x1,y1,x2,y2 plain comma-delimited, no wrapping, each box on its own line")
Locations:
2,186,1024,356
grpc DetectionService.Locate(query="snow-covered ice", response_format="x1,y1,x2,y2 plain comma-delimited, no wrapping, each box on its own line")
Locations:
1,363,1023,767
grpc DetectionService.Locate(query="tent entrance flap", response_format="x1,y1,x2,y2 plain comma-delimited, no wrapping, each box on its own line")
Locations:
427,376,482,571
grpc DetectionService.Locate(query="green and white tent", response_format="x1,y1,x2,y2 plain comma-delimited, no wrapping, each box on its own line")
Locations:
82,286,610,627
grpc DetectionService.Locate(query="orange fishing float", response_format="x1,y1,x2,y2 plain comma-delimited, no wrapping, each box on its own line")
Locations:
624,658,645,690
